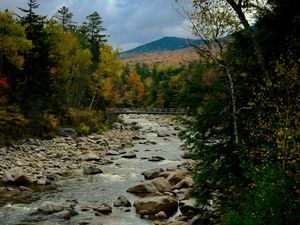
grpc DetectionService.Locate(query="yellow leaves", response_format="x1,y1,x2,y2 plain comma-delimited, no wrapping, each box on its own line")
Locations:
0,11,32,69
123,69,145,106
98,44,123,79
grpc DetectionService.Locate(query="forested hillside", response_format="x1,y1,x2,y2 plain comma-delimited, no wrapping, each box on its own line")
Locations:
0,0,299,224
120,36,203,57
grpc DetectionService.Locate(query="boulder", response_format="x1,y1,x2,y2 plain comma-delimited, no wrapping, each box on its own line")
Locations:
181,151,192,159
121,151,136,159
39,201,65,214
157,131,169,137
127,177,172,194
167,170,188,185
134,196,178,217
56,128,78,138
113,195,131,207
54,207,78,219
83,165,103,175
112,122,124,129
79,151,100,161
174,177,193,190
142,168,164,180
106,150,120,156
179,204,198,218
94,203,112,214
2,167,29,185
149,156,165,162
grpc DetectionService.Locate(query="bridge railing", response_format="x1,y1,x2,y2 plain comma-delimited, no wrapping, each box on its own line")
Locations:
106,108,190,115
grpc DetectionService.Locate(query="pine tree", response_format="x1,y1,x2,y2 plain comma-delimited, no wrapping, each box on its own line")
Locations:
54,6,75,31
84,11,107,66
18,0,54,115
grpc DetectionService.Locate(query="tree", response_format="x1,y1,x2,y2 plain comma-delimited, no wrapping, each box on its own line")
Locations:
176,0,241,143
0,11,32,75
83,11,107,66
95,44,123,108
124,69,145,107
18,0,55,116
53,6,75,31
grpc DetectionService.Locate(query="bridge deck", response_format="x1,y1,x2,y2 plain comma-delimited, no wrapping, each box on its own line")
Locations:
107,108,189,115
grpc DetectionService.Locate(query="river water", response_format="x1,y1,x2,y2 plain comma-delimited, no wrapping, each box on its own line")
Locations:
0,114,186,225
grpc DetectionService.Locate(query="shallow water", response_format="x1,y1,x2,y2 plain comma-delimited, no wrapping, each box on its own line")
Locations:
0,114,185,225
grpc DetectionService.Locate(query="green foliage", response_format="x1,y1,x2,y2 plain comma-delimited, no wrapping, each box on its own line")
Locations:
78,123,90,135
53,6,75,31
83,11,107,66
0,105,29,145
66,108,106,134
178,0,300,224
0,11,32,71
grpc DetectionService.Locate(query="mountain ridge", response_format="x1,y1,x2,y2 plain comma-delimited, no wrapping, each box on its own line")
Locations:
120,36,203,58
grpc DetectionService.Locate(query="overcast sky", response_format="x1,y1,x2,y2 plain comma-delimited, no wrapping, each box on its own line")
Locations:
0,0,194,50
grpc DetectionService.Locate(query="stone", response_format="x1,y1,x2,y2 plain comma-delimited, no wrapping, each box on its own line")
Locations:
157,131,169,137
79,151,100,161
19,186,33,192
37,178,51,185
83,165,103,175
94,203,112,214
121,151,136,159
112,122,124,129
134,196,178,217
77,218,92,225
127,177,172,194
113,195,131,207
2,167,29,185
56,128,78,138
167,170,188,185
118,206,131,212
149,156,165,162
174,177,193,190
106,150,120,156
38,201,65,213
179,204,198,218
155,211,168,219
54,207,78,219
181,151,192,159
167,221,189,225
142,168,164,180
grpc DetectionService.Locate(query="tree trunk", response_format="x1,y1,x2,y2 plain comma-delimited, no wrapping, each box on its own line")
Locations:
226,0,267,72
226,67,239,144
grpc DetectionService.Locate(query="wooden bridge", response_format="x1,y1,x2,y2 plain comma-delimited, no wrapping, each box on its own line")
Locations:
106,108,190,115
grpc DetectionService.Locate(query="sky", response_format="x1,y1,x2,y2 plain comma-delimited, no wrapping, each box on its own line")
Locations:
0,0,194,50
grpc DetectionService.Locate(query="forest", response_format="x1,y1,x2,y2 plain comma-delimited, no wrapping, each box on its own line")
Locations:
0,0,299,224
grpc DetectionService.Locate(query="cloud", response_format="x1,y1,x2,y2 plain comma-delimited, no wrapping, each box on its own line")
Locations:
0,0,192,50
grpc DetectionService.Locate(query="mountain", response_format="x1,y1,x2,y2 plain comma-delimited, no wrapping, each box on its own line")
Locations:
120,36,203,58
120,47,199,66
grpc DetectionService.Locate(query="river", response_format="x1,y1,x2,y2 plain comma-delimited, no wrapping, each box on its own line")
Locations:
0,114,188,225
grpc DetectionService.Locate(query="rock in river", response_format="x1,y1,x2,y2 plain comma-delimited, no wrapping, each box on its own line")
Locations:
79,151,100,161
127,177,172,194
38,201,65,214
121,151,137,159
134,196,178,217
114,195,131,207
2,167,29,185
83,165,103,175
94,203,112,214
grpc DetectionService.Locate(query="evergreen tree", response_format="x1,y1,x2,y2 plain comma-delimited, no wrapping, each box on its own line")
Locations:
18,0,54,118
84,11,107,66
54,6,75,31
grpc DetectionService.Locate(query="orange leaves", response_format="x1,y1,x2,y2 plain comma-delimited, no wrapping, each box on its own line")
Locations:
124,70,145,106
